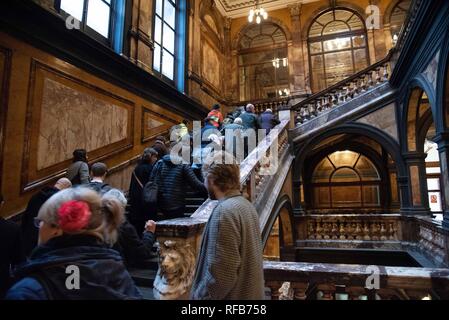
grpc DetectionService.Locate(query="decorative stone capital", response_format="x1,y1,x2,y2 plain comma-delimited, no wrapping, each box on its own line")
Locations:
153,239,196,300
224,17,232,30
288,3,302,17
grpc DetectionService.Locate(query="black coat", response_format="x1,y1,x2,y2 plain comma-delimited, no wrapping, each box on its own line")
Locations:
240,112,260,130
6,234,142,300
21,186,59,256
115,220,156,267
128,162,154,221
0,218,26,298
150,155,207,213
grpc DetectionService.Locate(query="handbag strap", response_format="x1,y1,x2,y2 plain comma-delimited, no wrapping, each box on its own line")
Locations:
132,170,144,189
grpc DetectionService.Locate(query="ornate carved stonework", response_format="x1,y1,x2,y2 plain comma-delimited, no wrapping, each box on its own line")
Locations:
279,282,294,300
153,240,196,300
289,4,302,17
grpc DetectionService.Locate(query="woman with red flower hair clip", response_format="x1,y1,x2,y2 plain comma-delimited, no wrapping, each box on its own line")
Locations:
5,187,142,300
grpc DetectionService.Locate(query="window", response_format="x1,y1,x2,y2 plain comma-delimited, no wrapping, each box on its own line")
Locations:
308,9,369,92
153,0,177,81
389,0,412,45
424,139,443,218
57,0,125,52
311,151,381,208
238,23,289,101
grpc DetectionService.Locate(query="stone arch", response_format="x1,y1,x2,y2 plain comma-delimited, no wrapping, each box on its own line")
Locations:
262,194,295,248
293,123,407,181
232,17,292,51
301,3,368,40
200,0,225,42
383,0,411,25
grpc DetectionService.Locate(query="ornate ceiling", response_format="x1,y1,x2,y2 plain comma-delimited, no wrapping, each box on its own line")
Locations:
214,0,319,18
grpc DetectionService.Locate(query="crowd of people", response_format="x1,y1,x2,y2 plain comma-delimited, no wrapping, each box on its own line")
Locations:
0,104,273,300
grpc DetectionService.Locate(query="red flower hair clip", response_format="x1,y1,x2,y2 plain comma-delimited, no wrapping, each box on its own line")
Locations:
57,200,91,232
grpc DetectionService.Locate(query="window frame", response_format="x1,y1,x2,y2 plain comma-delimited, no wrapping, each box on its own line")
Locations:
311,152,382,209
237,22,289,101
152,0,178,83
307,8,370,92
55,0,115,47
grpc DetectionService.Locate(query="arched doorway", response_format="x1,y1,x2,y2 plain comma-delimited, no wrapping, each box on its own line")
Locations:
404,86,443,217
388,0,412,46
308,8,369,92
237,22,289,101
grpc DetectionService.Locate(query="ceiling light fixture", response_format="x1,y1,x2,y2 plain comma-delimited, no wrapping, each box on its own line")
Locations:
248,0,268,24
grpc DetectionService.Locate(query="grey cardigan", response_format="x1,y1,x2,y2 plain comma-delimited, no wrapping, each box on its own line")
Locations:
66,161,90,185
190,192,265,300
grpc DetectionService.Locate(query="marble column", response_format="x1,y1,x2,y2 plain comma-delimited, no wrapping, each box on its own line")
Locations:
434,133,449,229
288,4,307,95
402,152,431,215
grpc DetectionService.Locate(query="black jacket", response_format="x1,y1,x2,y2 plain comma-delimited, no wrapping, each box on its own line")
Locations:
128,162,155,224
0,218,25,298
21,186,59,256
6,234,142,300
115,220,156,267
150,155,207,212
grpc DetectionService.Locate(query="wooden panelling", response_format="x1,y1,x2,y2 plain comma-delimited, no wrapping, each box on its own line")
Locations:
141,106,177,143
21,60,135,193
0,46,12,194
0,32,186,218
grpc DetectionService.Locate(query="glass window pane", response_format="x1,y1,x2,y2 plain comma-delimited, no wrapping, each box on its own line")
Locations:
60,0,84,21
154,16,162,44
347,14,364,31
427,178,440,191
153,44,161,72
353,49,368,72
163,23,175,54
155,0,163,16
317,11,334,26
164,1,176,28
323,21,350,35
324,51,354,86
87,0,111,38
162,50,174,79
331,168,360,183
309,22,323,37
312,157,334,183
426,167,441,174
355,156,380,181
363,186,380,206
310,42,322,54
328,151,359,167
251,35,274,48
334,10,353,22
311,55,325,92
352,35,366,48
331,186,361,207
323,37,351,52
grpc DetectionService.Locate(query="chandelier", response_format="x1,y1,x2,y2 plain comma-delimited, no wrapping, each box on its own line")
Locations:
272,58,288,68
248,1,268,24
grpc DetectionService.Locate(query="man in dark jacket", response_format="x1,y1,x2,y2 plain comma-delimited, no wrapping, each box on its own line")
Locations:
128,148,159,234
259,108,280,134
240,104,260,131
21,178,72,256
85,162,112,194
0,194,26,298
149,149,207,220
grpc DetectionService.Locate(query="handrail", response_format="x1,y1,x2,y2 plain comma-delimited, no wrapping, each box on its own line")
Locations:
291,50,394,112
264,261,449,300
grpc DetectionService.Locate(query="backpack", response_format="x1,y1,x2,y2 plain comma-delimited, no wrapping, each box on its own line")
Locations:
142,161,163,209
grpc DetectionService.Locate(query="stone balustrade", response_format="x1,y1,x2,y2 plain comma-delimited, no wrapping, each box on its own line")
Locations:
264,261,449,300
292,53,392,126
153,120,292,300
302,215,401,241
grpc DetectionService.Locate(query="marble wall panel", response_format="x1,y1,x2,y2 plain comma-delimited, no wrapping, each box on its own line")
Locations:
356,103,399,143
422,50,440,92
37,77,129,170
141,107,178,142
202,41,221,90
0,46,11,188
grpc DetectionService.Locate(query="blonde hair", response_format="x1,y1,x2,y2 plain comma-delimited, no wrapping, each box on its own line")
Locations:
202,151,240,193
37,187,124,246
